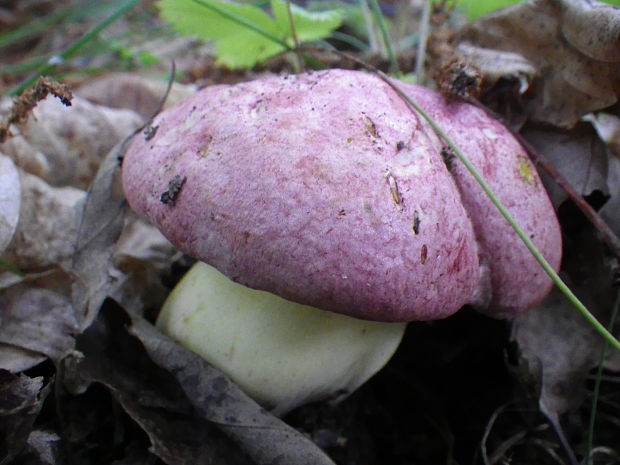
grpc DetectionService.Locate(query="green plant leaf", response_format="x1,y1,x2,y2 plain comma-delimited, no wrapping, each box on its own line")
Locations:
157,0,343,69
457,0,620,19
271,0,343,43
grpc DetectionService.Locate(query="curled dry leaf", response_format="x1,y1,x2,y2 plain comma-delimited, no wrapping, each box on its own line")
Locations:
3,170,84,271
63,303,273,465
582,112,620,236
70,141,128,330
512,286,604,415
0,153,20,254
0,286,78,371
456,0,620,127
585,111,620,159
0,95,142,189
129,312,338,465
0,371,50,465
522,123,609,207
76,73,197,119
511,228,617,416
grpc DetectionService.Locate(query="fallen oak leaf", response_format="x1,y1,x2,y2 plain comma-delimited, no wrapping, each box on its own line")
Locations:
456,0,620,127
0,370,51,464
62,302,252,465
128,311,337,465
0,286,78,370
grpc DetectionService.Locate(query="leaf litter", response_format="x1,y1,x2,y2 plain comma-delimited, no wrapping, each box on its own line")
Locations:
2,1,620,464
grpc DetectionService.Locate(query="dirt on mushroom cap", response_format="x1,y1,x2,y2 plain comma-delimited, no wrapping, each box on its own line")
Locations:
121,69,561,322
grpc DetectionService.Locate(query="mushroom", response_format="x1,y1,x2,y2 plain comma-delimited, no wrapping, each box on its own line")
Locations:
157,260,406,415
122,68,562,412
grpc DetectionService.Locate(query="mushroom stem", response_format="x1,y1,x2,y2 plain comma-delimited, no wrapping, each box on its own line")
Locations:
157,261,407,415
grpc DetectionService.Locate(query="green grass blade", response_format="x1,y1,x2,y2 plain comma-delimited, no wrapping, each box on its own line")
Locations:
8,0,142,97
0,258,24,277
586,288,620,464
366,0,399,74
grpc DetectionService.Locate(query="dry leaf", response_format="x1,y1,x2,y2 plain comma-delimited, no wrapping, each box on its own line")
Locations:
511,228,617,416
0,153,20,254
522,123,609,207
62,303,259,465
2,170,84,271
0,95,142,189
129,311,338,465
584,111,620,159
0,285,78,370
0,371,50,464
21,430,60,465
77,73,197,119
456,0,620,127
580,112,620,236
70,142,128,330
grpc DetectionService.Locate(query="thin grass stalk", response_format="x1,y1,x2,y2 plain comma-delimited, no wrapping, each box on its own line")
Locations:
587,289,620,464
285,0,304,72
414,0,432,82
0,258,24,277
366,0,399,74
8,0,142,96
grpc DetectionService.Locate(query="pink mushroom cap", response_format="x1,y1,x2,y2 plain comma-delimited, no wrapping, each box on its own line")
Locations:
122,69,561,322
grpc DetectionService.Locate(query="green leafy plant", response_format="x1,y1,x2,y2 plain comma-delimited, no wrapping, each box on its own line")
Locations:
458,0,620,19
157,0,344,69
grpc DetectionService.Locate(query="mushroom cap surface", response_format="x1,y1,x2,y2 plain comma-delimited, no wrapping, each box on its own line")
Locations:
122,69,561,321
398,84,562,316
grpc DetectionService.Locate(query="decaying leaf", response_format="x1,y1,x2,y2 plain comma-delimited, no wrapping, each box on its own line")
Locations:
2,170,84,271
523,123,609,207
585,111,620,160
511,228,618,416
70,143,128,331
128,310,337,465
0,95,142,189
76,73,197,119
0,371,50,464
512,286,604,415
62,303,258,465
0,286,78,370
601,155,620,236
20,430,60,465
0,153,20,254
456,0,620,127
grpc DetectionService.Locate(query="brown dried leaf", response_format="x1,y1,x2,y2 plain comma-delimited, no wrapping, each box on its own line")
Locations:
0,153,20,254
0,96,142,189
77,73,197,119
128,311,338,465
3,170,84,271
511,229,617,415
456,0,620,127
0,371,50,464
0,286,78,369
70,144,128,330
601,155,620,236
63,303,255,465
522,123,609,207
585,111,620,160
